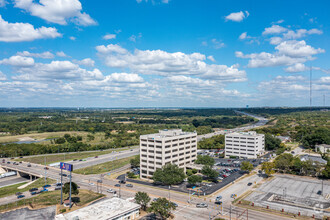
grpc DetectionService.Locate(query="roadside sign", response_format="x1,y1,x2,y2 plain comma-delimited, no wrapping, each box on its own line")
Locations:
60,162,73,171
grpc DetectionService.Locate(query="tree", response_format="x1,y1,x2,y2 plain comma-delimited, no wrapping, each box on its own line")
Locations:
55,137,66,144
240,161,254,173
265,133,281,151
130,155,140,168
261,162,275,177
188,175,203,186
186,169,193,176
274,153,293,171
153,164,186,185
149,197,176,219
134,191,150,211
87,134,95,141
195,155,215,166
320,161,330,179
201,165,218,181
64,134,71,140
62,182,79,195
127,171,136,178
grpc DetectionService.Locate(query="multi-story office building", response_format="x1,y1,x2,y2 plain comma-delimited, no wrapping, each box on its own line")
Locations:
140,129,197,179
225,131,265,159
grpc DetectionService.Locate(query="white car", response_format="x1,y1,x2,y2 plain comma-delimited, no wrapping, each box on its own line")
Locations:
89,182,95,186
107,188,113,193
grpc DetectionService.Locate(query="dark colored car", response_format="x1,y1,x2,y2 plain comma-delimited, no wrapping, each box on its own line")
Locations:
15,192,22,196
44,167,49,170
43,184,51,188
247,182,253,186
126,184,133,187
27,164,31,167
17,195,25,199
115,184,121,187
317,190,322,195
31,191,37,195
29,188,38,192
119,180,126,184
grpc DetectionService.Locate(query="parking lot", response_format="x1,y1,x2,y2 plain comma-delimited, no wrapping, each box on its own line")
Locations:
245,175,330,218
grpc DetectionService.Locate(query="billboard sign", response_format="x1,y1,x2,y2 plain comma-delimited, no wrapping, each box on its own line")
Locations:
60,162,73,172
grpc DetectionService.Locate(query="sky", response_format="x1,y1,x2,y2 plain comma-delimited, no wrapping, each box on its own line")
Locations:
0,0,329,108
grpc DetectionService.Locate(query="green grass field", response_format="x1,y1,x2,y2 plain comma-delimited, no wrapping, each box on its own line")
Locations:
73,156,135,175
0,189,104,212
0,178,56,198
14,147,134,165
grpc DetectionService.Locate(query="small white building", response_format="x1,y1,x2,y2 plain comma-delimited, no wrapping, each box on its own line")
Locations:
315,144,330,154
140,129,197,179
225,131,265,159
55,198,140,220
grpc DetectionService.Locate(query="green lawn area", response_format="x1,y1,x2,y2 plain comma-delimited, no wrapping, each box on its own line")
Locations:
0,189,104,213
0,178,56,198
14,147,134,165
73,156,135,175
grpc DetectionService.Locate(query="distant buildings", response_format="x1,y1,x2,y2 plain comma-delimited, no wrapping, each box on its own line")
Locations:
140,129,197,179
225,131,265,159
315,144,330,154
55,198,140,220
276,135,291,143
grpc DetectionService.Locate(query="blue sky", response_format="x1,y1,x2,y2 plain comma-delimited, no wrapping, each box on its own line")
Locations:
0,0,329,107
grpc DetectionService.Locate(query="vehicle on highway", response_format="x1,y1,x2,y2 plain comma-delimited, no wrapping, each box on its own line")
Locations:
247,182,252,186
196,203,208,208
43,184,51,188
107,189,114,193
79,159,83,161
216,195,222,201
17,195,25,199
7,161,10,164
119,180,126,184
89,182,95,186
114,184,121,187
215,200,222,205
126,184,133,187
44,167,49,170
27,164,31,167
29,188,38,192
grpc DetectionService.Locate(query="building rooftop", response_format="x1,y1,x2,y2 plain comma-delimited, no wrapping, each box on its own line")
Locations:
141,129,196,139
300,154,327,164
226,131,264,137
316,144,330,149
55,198,140,220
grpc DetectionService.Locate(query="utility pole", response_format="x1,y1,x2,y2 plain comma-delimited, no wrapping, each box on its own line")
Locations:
60,168,63,204
168,185,171,201
230,204,232,220
322,180,324,196
44,156,47,185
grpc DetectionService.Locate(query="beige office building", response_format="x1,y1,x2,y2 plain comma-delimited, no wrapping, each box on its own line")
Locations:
225,131,265,159
140,129,197,179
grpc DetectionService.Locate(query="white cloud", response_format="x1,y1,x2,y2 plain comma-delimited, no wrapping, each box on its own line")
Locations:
14,0,97,26
0,71,6,80
69,36,76,41
236,40,324,68
107,73,144,83
129,33,142,42
269,37,283,45
56,51,67,57
211,39,225,49
275,40,325,57
0,15,61,42
262,25,287,35
74,58,95,67
103,34,116,40
16,51,55,59
225,11,249,22
284,63,307,73
239,32,247,40
0,55,35,67
207,55,215,62
0,0,6,7
283,28,323,40
96,44,246,82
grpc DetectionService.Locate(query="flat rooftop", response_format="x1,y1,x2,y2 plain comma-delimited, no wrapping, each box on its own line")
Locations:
141,129,196,139
226,131,264,137
55,198,140,220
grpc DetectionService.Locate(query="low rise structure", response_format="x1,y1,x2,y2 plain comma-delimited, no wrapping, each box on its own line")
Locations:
140,129,197,179
55,198,140,220
225,131,265,159
315,144,330,154
300,154,327,165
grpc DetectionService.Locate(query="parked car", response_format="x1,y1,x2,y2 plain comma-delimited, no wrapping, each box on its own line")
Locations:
126,184,133,187
216,195,222,201
317,190,322,195
215,201,222,205
55,186,61,190
115,184,121,187
7,161,10,164
40,189,48,193
15,192,22,196
29,188,38,192
31,191,37,195
119,180,126,184
95,156,98,158
44,167,49,170
27,164,31,167
247,182,253,186
107,189,114,193
89,182,95,186
43,184,51,188
196,203,208,208
17,195,25,199
231,194,237,198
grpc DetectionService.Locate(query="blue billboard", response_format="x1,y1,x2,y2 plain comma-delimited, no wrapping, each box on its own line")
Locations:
60,162,73,171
